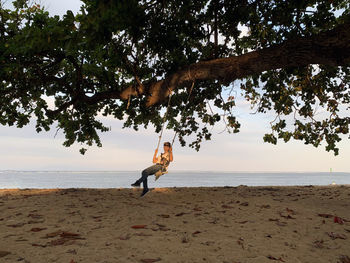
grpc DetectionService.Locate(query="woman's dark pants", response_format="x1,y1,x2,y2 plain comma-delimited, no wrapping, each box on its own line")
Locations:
136,164,162,190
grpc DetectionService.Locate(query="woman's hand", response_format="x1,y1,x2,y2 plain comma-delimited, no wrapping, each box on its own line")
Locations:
169,147,173,162
153,149,158,163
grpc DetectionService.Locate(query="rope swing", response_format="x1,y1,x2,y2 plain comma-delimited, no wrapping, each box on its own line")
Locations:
153,72,195,180
156,79,195,152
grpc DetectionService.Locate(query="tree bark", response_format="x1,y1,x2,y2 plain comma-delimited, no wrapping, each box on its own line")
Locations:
83,21,350,107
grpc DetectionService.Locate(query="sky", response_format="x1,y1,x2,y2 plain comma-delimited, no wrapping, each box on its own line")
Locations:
1,0,349,172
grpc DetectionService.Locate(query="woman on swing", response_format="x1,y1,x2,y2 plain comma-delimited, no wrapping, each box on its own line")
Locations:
131,142,173,197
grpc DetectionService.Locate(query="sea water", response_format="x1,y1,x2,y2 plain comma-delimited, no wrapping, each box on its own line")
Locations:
0,170,349,189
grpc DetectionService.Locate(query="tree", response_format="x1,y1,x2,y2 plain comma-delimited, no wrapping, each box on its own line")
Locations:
1,0,349,154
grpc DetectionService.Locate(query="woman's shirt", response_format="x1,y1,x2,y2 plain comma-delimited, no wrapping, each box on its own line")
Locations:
156,152,171,170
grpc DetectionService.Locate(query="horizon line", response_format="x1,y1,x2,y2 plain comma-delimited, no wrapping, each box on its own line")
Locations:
1,169,349,173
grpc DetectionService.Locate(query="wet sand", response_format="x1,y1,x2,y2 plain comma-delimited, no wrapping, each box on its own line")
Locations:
0,185,350,263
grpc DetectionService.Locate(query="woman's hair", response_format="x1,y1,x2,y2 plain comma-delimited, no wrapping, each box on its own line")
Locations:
163,142,171,147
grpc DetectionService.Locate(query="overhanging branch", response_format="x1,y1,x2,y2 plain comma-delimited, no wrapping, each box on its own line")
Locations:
48,20,350,116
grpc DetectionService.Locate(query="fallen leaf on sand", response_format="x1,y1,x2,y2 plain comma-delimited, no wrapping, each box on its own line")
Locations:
131,225,147,229
313,240,324,248
339,255,350,263
327,232,347,240
157,214,170,218
261,205,271,209
334,216,345,224
0,251,11,258
208,218,219,224
43,230,84,246
240,202,249,206
47,238,74,246
237,237,244,249
237,221,248,224
267,255,285,262
201,241,215,246
276,222,288,227
222,205,234,209
286,208,296,215
140,258,161,263
7,222,25,227
15,238,28,242
279,212,296,220
31,243,47,248
272,198,284,202
44,230,63,238
60,232,81,238
181,235,189,243
119,234,131,240
27,220,45,224
27,213,43,219
192,231,201,236
175,212,188,217
70,260,77,263
30,227,47,232
318,213,333,218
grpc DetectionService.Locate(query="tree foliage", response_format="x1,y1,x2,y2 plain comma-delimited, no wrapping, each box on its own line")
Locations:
1,0,349,154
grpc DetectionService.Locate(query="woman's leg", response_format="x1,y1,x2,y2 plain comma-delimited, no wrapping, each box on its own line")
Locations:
139,164,162,189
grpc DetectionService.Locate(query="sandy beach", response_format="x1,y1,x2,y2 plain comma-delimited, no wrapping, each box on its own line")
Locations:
0,185,349,263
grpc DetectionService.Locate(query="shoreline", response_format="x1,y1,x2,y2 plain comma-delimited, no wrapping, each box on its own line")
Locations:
1,185,349,262
1,183,349,190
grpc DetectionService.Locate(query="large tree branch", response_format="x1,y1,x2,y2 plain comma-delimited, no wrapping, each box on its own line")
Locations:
53,20,350,115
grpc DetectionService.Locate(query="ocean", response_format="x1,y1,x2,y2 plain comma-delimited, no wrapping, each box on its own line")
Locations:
0,170,349,189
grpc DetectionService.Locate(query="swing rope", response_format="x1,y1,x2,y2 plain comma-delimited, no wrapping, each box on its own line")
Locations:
156,88,174,151
156,79,195,151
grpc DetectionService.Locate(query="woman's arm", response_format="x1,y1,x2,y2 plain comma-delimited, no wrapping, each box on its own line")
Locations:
169,147,173,162
153,149,158,163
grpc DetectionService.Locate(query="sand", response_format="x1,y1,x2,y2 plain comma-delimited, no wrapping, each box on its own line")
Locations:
0,185,350,263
